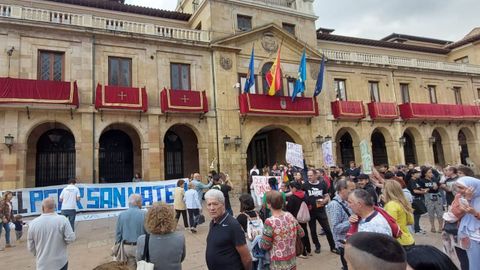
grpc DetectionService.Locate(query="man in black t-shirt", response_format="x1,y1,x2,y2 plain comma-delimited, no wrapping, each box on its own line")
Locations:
407,169,428,234
205,189,252,270
211,174,234,215
356,174,378,206
303,169,338,254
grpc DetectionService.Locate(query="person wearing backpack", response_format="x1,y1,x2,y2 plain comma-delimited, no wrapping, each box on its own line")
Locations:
236,194,264,270
286,181,311,258
347,189,393,237
326,179,356,270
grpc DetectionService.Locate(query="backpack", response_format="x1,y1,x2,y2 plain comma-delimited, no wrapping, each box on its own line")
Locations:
245,212,264,241
346,206,403,239
296,201,311,223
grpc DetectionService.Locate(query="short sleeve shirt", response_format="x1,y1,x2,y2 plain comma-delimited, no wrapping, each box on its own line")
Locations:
358,211,392,236
206,213,247,270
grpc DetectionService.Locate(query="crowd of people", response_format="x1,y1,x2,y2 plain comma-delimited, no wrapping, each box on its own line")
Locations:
1,160,480,270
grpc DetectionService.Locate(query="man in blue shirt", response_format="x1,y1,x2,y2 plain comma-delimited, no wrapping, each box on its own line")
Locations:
115,194,146,268
191,173,212,205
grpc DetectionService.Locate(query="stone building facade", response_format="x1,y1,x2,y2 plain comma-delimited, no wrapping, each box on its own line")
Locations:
0,0,479,190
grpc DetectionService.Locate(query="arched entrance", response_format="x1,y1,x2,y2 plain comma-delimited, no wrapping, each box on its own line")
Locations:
99,124,141,183
402,130,417,165
371,131,388,166
247,127,295,171
35,129,76,187
99,130,133,183
459,130,469,165
164,125,199,180
338,132,354,168
432,129,445,166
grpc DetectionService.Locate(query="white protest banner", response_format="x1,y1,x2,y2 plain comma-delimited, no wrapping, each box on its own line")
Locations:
251,175,282,203
286,142,304,168
0,179,187,217
322,140,335,167
360,140,373,174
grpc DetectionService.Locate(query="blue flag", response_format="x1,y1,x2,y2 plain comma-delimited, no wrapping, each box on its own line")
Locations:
292,49,307,101
244,47,255,93
314,55,326,97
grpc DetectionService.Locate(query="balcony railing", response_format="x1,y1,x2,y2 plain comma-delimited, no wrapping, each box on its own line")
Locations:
399,103,480,120
367,102,399,120
239,93,318,117
323,50,480,75
0,5,210,42
331,100,366,119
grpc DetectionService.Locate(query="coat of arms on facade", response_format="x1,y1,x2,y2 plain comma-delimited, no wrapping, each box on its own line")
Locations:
280,98,287,109
220,55,232,70
261,32,278,53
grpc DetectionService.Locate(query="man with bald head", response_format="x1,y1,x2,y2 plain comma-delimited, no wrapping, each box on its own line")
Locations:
28,197,76,270
191,172,212,205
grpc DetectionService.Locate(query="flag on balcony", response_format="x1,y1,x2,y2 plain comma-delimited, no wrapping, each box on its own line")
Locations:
313,55,326,97
267,47,282,96
244,46,255,93
292,49,307,101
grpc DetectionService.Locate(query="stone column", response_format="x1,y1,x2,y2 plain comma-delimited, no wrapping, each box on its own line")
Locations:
417,139,434,165
2,111,19,189
386,141,402,166
145,115,160,180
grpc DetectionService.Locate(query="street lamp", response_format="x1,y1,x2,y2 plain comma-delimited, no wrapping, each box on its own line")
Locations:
234,136,242,151
223,135,231,150
4,134,14,154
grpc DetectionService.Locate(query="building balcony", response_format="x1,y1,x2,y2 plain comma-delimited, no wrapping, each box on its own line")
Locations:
367,102,399,120
95,84,148,112
399,103,480,121
0,77,78,108
239,93,318,117
0,4,210,42
323,49,480,75
331,100,366,120
160,88,208,114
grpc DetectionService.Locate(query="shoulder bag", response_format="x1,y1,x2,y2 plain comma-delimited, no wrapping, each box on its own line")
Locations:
137,234,154,270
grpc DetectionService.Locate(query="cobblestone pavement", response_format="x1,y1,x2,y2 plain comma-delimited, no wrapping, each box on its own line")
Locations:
1,201,443,270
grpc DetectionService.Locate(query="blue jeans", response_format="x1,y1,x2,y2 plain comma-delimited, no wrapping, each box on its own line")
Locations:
61,209,76,231
0,221,11,245
467,239,480,270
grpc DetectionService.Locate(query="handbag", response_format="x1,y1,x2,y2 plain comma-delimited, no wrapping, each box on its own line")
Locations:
195,214,206,225
111,241,127,262
137,234,154,270
296,202,311,223
295,235,304,256
412,198,427,215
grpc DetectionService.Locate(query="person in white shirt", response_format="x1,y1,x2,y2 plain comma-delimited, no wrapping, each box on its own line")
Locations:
28,197,76,270
59,178,80,231
347,189,392,236
184,182,202,233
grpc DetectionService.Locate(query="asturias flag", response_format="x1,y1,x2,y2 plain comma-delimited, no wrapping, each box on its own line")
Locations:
292,49,307,101
267,48,282,96
313,55,326,97
244,47,255,93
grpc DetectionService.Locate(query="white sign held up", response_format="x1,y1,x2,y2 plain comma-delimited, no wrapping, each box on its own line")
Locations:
285,142,304,169
322,140,335,167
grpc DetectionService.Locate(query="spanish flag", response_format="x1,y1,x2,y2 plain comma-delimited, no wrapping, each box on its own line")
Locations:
267,47,282,96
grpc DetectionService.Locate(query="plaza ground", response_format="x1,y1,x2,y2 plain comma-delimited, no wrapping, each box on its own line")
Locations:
1,199,443,270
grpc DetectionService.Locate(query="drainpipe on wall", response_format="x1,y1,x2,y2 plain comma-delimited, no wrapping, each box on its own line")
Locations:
92,34,96,183
210,49,221,173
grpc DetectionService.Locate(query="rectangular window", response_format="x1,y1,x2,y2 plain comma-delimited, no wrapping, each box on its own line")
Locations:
170,63,191,90
428,85,437,104
282,23,295,35
237,15,252,31
453,87,462,105
400,83,410,103
369,81,380,102
108,57,132,87
239,73,257,94
38,50,64,81
287,77,302,97
334,79,347,101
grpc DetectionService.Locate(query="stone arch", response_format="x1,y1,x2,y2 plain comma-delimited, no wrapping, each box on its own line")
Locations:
335,127,361,167
162,121,204,148
402,127,422,165
458,126,477,166
25,122,76,187
98,123,142,183
245,125,302,171
163,124,200,180
431,128,449,166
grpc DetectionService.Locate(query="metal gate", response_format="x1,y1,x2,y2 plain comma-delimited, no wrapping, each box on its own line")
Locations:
164,131,183,180
99,130,133,183
35,129,76,187
340,132,355,168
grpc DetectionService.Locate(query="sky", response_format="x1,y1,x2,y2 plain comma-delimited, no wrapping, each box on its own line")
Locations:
126,0,479,42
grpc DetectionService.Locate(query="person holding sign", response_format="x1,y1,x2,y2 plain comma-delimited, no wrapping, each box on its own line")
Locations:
303,169,338,255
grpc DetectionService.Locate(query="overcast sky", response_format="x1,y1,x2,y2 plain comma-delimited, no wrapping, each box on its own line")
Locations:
126,0,478,41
